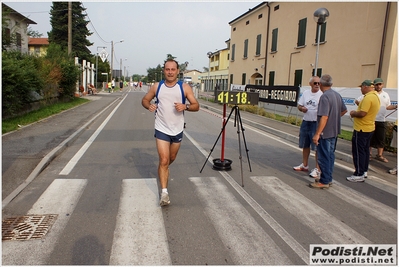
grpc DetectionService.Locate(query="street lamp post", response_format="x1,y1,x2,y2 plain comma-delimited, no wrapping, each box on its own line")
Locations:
120,58,127,82
207,51,212,91
110,39,124,83
101,72,108,91
313,7,329,76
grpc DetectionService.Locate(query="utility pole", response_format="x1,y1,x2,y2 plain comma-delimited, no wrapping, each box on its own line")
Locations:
68,2,72,55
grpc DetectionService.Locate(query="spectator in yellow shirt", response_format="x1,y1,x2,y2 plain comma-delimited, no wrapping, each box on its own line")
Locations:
347,80,380,183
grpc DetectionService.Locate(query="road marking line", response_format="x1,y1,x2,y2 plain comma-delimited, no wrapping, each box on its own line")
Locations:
59,94,128,175
109,179,171,265
189,177,292,265
184,131,309,263
251,176,371,244
2,179,87,265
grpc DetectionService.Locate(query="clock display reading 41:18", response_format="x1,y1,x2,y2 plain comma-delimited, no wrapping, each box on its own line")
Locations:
216,90,259,105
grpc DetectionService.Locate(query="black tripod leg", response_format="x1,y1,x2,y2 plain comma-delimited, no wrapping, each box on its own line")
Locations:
234,107,245,187
236,108,252,172
200,106,236,173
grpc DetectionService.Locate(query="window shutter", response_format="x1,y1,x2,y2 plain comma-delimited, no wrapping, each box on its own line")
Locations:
297,18,307,46
271,28,278,52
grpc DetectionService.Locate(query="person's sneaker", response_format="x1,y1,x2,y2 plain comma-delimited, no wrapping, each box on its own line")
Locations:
309,182,329,189
389,168,397,175
159,192,170,206
309,168,321,178
363,171,368,178
346,175,365,183
293,163,309,171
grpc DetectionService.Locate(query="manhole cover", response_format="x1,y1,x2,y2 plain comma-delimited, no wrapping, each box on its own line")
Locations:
2,214,58,241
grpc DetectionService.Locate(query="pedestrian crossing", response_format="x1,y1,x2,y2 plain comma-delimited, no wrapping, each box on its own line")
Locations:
2,174,396,265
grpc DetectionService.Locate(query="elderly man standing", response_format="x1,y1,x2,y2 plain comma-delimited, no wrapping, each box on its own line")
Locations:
293,76,323,179
370,78,398,163
346,80,380,183
311,74,347,188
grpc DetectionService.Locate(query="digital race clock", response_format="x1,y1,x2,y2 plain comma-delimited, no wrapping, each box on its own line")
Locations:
215,90,259,105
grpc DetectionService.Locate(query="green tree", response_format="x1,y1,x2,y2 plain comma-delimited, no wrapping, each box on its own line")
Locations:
27,27,43,38
48,2,93,60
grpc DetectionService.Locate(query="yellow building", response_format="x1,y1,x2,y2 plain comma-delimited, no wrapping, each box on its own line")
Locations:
28,38,49,56
183,69,202,85
228,2,397,88
202,47,231,91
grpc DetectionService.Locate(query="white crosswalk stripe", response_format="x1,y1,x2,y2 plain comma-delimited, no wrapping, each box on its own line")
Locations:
2,175,396,265
189,176,292,265
329,180,397,228
251,176,371,244
109,179,171,265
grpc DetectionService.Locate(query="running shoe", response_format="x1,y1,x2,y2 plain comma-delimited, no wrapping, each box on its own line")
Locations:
293,163,309,171
159,192,170,206
346,175,365,183
309,168,321,178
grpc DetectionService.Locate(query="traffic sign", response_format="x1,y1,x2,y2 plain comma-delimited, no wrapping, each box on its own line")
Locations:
99,49,108,62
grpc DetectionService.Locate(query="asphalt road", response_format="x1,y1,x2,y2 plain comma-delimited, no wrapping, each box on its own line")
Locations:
2,86,397,265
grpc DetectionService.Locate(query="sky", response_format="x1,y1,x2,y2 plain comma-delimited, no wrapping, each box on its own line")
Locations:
4,1,260,76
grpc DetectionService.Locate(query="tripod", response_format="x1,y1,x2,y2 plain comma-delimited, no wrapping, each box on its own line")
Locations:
200,105,252,187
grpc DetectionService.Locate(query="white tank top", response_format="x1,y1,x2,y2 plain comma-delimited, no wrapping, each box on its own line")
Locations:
155,81,185,135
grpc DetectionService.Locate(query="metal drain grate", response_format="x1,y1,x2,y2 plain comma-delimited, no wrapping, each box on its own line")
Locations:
2,214,58,241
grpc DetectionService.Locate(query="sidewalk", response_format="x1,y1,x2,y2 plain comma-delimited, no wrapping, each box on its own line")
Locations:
2,90,397,206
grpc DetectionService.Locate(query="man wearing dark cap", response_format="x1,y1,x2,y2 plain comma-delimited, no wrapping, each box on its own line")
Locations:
347,80,380,183
370,78,398,163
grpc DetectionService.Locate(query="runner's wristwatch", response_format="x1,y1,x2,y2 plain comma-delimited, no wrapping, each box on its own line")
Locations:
186,104,190,111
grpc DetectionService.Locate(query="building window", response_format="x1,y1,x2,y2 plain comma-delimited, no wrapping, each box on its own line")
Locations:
274,5,279,11
294,69,303,86
256,34,261,56
242,73,246,85
269,71,275,86
231,44,235,61
16,33,21,47
246,20,250,25
315,22,327,43
258,14,263,19
5,28,11,45
297,18,307,47
233,27,236,31
243,39,248,59
271,28,278,52
230,74,234,85
312,68,322,77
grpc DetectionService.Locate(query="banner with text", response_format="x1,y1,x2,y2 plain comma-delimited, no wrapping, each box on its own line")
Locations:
245,84,300,107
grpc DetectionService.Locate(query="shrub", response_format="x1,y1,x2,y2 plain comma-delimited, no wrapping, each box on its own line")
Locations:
2,51,44,117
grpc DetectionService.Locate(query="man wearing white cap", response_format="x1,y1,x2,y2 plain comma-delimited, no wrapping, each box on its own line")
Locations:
370,78,398,163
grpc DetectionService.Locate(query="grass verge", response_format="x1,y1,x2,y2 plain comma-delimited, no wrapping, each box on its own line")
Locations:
2,97,90,134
